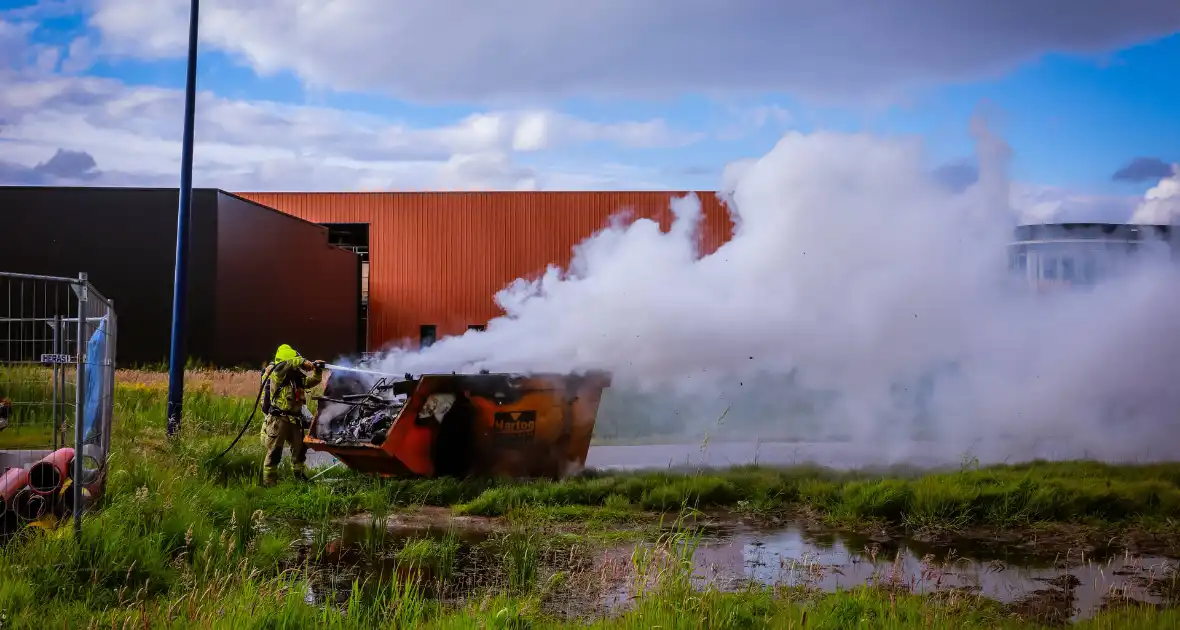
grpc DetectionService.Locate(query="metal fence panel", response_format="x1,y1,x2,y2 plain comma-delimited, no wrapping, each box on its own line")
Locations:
0,272,117,538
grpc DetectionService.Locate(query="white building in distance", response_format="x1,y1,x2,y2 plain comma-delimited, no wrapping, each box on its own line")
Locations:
1008,223,1177,291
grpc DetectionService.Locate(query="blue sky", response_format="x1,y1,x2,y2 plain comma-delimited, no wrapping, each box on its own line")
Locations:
1,0,1178,220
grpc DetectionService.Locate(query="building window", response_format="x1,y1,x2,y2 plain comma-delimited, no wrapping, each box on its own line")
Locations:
420,325,437,349
1060,257,1075,282
323,223,370,305
361,261,369,306
1042,257,1058,280
1081,258,1097,284
467,324,486,332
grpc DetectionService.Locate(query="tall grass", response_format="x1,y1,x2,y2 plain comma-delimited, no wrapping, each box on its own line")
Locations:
397,528,461,585
496,529,542,594
11,511,1173,629
453,464,1180,532
1,366,1178,627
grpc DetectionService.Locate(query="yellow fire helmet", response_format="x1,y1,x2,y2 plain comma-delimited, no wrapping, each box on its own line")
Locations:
274,344,302,365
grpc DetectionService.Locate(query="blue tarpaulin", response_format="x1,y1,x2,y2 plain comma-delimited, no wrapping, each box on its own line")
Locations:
82,317,107,444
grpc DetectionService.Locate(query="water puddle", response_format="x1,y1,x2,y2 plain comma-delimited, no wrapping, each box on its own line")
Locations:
295,512,1178,622
602,524,1178,622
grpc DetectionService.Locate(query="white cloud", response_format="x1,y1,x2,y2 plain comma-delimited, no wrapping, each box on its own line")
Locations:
0,46,699,190
717,103,793,140
1009,184,1140,225
0,52,1160,213
746,105,792,128
1004,165,1180,227
60,35,95,74
0,19,36,67
432,152,539,191
510,111,702,151
1130,164,1180,224
83,0,1180,103
2,10,1170,209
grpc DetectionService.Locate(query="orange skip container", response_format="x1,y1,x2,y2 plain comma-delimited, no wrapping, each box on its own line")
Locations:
306,371,610,479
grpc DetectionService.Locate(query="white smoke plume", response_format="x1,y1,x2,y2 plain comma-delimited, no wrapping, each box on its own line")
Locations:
361,123,1180,463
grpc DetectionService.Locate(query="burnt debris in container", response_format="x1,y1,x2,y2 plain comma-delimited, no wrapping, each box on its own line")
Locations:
314,373,413,446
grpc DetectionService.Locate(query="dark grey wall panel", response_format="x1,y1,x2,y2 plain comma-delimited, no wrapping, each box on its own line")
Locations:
213,192,359,367
0,187,218,366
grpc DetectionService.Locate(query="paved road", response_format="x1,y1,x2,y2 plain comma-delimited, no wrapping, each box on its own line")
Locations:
304,438,1177,473
8,437,1172,477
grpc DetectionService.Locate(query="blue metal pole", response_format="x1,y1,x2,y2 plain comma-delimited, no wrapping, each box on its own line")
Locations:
166,0,200,438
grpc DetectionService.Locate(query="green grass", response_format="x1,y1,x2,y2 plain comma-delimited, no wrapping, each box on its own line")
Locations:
597,587,1180,630
0,367,1178,627
447,464,1180,535
0,364,73,449
0,423,60,449
6,566,1178,629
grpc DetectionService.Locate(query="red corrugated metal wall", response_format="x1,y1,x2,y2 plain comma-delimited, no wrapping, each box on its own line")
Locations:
237,191,734,350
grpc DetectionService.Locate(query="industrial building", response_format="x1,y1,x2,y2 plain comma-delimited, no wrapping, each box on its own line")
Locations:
242,194,1180,351
0,187,360,366
1008,222,1177,290
6,185,1174,365
238,191,734,352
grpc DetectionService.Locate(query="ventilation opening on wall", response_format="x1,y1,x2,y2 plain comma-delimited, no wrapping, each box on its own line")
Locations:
420,325,437,349
323,223,369,353
467,324,486,332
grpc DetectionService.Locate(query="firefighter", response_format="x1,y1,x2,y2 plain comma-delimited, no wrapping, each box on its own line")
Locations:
260,344,324,486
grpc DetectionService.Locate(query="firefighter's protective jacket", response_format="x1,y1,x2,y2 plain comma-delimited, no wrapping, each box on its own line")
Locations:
261,345,322,421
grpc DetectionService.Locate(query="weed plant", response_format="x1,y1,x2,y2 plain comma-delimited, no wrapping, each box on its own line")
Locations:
398,530,461,582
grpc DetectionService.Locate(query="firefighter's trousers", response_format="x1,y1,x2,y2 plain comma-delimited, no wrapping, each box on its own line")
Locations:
261,413,307,484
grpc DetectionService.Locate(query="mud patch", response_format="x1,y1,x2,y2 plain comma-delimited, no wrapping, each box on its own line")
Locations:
294,512,604,617
337,506,507,535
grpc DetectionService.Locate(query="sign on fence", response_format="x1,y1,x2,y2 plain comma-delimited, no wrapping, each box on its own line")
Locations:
39,353,74,364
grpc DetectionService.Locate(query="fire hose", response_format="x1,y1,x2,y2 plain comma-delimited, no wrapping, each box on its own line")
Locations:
211,362,277,462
